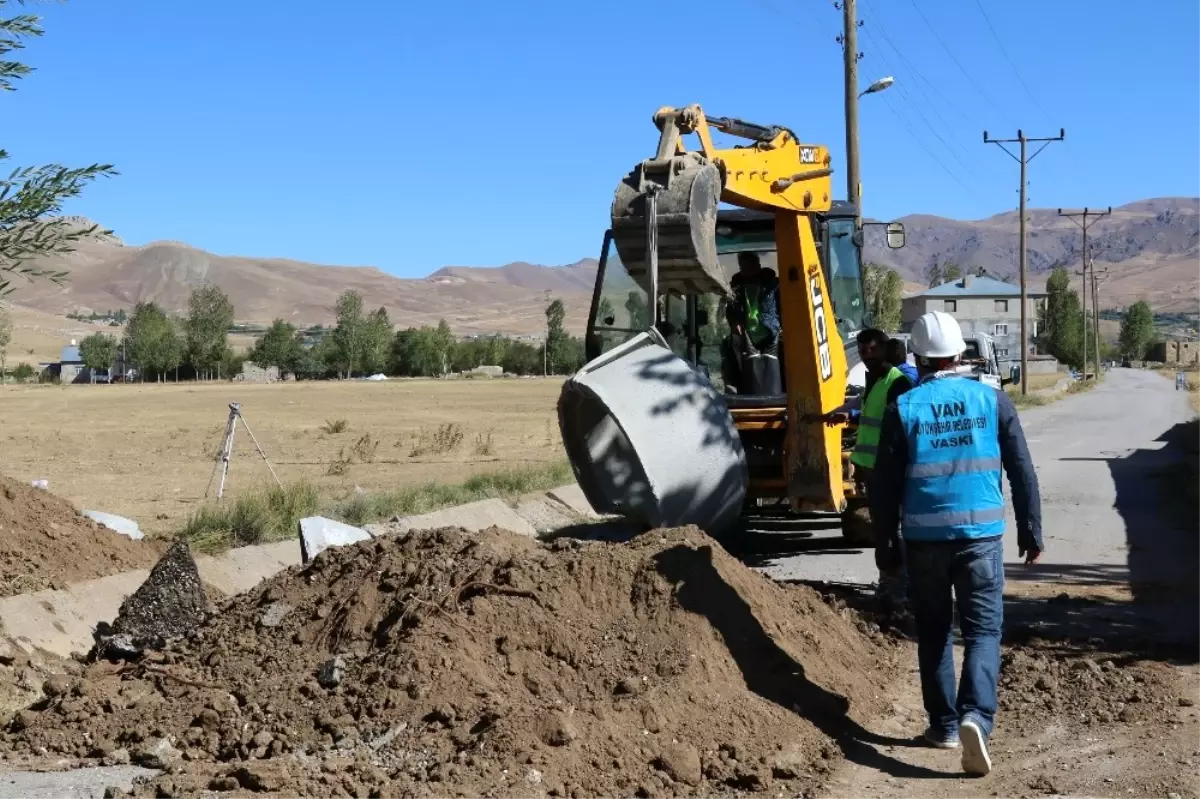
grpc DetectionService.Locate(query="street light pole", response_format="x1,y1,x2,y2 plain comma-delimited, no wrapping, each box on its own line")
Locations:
840,0,861,228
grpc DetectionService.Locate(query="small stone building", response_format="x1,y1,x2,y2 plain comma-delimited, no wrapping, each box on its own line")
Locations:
1148,340,1199,366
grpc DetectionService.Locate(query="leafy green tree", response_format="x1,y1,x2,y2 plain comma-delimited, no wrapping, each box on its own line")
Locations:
432,319,455,376
220,347,246,380
390,324,452,376
625,290,649,330
484,335,507,367
926,262,943,288
545,298,570,373
1118,301,1156,362
251,319,303,374
0,2,116,296
294,337,335,379
941,261,962,283
331,290,366,378
863,263,903,332
10,361,33,382
184,284,234,380
361,307,392,375
1038,266,1085,369
596,297,616,326
78,332,116,382
501,340,541,375
123,302,182,381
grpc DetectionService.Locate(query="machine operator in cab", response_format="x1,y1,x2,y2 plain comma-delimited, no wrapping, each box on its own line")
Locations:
720,251,781,394
870,310,1042,777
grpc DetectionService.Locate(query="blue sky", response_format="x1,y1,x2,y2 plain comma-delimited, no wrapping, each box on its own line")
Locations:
5,0,1198,276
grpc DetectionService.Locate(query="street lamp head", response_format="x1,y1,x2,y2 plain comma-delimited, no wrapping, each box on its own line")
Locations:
859,76,894,97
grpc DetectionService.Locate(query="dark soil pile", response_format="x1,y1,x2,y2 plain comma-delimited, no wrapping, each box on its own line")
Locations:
0,474,162,596
92,540,210,661
999,641,1195,727
2,525,902,798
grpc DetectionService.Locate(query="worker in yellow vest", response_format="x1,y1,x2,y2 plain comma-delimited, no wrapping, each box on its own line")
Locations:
824,329,914,605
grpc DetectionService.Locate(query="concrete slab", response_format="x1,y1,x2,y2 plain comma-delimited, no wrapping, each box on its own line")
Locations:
0,570,148,658
195,539,302,595
389,498,537,537
547,483,600,519
298,516,372,564
0,765,157,799
80,511,143,541
512,496,581,534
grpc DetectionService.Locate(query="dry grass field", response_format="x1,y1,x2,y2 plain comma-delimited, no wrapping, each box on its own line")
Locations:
0,378,566,535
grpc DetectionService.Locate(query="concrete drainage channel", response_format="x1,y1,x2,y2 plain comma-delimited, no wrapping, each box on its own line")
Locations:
0,483,601,661
0,483,607,797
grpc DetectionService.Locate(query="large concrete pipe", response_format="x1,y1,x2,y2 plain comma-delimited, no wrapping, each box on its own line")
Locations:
557,331,748,535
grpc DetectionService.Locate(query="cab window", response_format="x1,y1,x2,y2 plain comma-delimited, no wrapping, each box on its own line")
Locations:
824,217,867,337
587,237,649,358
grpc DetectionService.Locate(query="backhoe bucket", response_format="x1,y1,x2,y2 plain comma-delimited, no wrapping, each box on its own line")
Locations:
610,153,732,298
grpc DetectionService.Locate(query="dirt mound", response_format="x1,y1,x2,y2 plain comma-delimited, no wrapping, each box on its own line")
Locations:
1,525,901,797
0,474,162,596
999,641,1194,727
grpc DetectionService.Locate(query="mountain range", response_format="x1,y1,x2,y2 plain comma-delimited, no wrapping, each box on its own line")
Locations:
8,197,1196,339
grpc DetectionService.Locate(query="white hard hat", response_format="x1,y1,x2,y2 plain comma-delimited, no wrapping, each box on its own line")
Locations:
911,310,966,358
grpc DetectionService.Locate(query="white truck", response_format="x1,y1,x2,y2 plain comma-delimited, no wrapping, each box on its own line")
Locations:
887,331,1013,389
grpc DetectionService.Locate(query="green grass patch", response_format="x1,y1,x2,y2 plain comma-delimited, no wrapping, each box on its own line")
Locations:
326,460,573,527
181,481,320,554
181,461,573,553
1006,373,1099,410
1005,389,1049,410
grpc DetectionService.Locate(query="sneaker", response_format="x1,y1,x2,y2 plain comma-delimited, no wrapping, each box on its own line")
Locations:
960,718,992,776
922,727,960,749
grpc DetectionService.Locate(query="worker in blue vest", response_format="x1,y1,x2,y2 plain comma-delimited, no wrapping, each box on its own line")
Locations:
870,310,1043,777
887,337,919,384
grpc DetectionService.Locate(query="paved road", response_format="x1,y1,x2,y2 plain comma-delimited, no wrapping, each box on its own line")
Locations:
745,369,1196,609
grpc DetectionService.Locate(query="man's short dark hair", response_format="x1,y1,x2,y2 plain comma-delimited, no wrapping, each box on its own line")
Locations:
856,328,888,350
737,251,761,269
886,338,908,362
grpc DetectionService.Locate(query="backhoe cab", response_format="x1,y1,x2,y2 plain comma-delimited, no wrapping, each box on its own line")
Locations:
576,104,905,536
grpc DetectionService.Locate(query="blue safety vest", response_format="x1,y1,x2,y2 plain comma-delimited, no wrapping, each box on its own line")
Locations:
896,375,1005,542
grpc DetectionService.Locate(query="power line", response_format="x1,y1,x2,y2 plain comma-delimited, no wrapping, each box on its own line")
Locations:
971,0,1054,124
879,91,982,199
861,0,978,127
856,19,980,178
907,0,1013,125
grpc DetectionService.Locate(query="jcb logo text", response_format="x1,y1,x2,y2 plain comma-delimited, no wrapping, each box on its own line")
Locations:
810,275,833,381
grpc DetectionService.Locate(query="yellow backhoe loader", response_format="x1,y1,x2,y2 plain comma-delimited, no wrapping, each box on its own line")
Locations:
579,104,905,541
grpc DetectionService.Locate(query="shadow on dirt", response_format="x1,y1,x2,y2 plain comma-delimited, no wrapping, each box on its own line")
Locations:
652,543,954,780
1032,418,1198,663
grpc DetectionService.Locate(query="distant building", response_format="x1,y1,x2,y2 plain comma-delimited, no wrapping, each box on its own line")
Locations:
901,275,1048,365
41,340,131,383
1148,339,1199,366
42,342,89,384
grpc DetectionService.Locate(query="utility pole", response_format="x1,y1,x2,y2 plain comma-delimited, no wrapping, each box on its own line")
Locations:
836,0,862,229
1058,207,1110,379
984,129,1065,395
1090,260,1109,372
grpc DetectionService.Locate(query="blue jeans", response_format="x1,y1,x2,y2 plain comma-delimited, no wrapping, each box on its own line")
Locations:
905,537,1004,738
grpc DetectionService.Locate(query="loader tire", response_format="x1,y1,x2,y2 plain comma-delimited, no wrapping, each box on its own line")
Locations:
840,502,875,547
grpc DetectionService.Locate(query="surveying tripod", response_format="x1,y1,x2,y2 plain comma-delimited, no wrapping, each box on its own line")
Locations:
204,402,282,500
